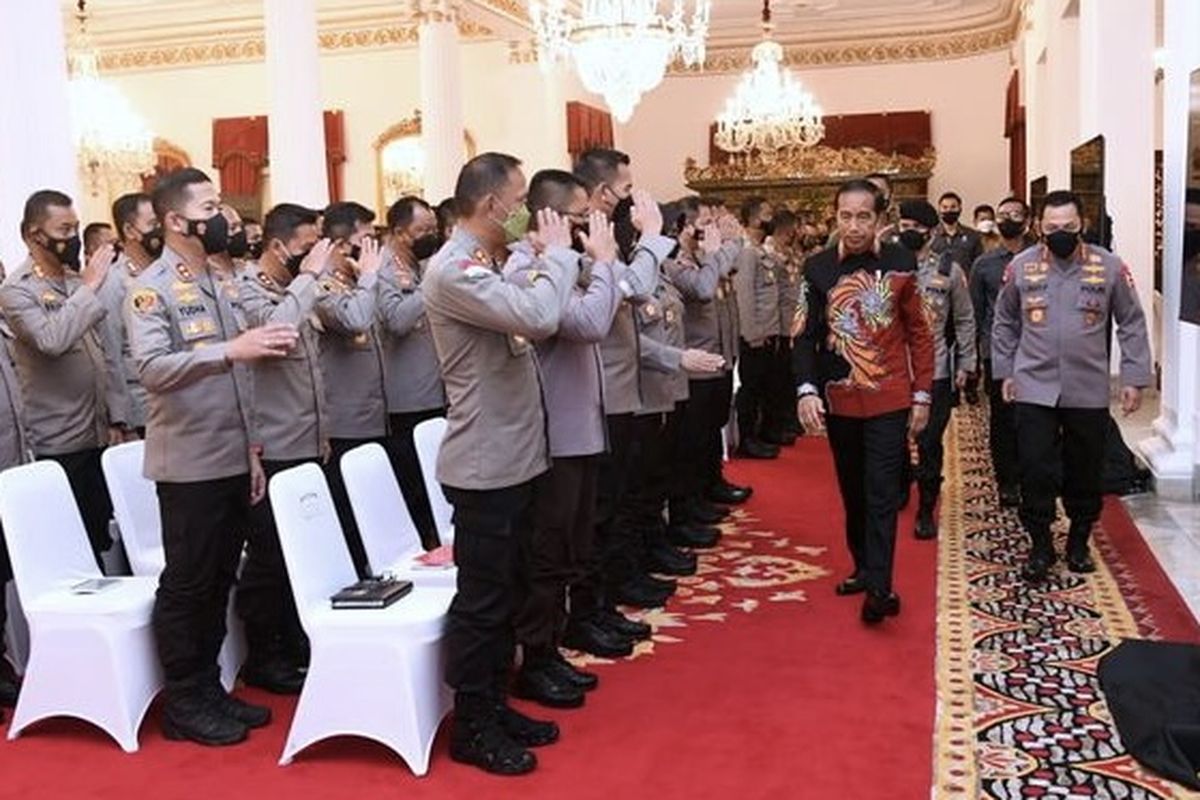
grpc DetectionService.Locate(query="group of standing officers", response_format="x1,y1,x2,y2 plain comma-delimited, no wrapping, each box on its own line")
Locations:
0,145,1153,777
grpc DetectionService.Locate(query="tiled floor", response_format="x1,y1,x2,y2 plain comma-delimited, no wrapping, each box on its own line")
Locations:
1114,392,1200,622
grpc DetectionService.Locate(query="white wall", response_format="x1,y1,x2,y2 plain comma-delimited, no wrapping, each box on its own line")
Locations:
616,48,1014,208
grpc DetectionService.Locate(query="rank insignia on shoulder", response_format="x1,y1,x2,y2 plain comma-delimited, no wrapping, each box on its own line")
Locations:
257,272,278,290
131,288,159,314
173,262,196,282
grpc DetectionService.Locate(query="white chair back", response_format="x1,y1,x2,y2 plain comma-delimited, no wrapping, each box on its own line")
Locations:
0,462,101,605
269,464,359,632
101,441,165,576
412,417,453,543
340,443,422,574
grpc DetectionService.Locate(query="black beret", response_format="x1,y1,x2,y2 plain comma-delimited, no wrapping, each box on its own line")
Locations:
899,199,939,229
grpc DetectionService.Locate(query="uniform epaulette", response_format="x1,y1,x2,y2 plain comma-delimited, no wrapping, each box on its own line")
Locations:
173,262,197,283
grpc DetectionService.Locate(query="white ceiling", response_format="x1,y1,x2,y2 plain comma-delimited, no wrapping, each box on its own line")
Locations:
65,0,1019,55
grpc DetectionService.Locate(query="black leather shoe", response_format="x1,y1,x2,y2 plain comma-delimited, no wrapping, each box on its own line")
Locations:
715,478,753,500
596,607,652,640
546,654,598,692
667,523,720,549
706,483,750,505
1020,551,1056,583
612,578,672,609
736,439,779,459
860,591,901,624
450,720,537,775
162,694,249,746
999,485,1021,508
647,541,697,576
241,658,304,695
1066,550,1097,574
640,573,676,594
514,664,585,709
497,703,559,748
204,682,271,728
915,491,938,540
834,574,866,596
563,620,634,658
687,500,729,524
761,430,797,447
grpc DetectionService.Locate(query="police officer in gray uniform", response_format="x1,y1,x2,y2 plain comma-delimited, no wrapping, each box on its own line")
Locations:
733,195,783,459
764,208,803,444
0,190,125,564
504,170,622,708
0,293,29,709
424,153,577,776
235,204,336,694
379,196,447,550
129,168,294,746
315,202,389,577
896,200,977,540
109,192,167,435
992,190,1152,582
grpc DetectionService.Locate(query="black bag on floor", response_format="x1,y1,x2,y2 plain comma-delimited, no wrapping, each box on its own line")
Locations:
1098,639,1200,790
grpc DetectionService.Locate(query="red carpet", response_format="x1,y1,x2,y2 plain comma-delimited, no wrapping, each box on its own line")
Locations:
0,438,940,799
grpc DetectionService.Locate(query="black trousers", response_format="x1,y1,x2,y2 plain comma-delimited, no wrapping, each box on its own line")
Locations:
154,475,250,687
764,338,797,436
443,481,535,696
591,413,638,596
41,448,112,567
325,436,389,578
1015,403,1106,552
623,410,675,546
915,379,955,493
388,410,444,551
680,375,733,499
983,359,1020,491
826,409,909,595
515,456,599,658
735,338,776,443
236,458,308,659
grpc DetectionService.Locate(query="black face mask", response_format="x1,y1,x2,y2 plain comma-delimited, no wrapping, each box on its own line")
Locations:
411,233,440,262
282,246,308,277
227,230,249,259
898,229,928,252
1045,230,1080,259
997,219,1026,240
760,220,775,237
41,233,82,268
139,226,165,259
186,211,230,255
1183,228,1200,262
349,242,364,262
612,197,636,260
941,210,961,226
569,223,588,254
246,241,264,261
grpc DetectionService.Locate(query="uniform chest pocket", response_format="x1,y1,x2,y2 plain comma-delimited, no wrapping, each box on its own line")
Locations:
1022,294,1049,326
1075,286,1108,330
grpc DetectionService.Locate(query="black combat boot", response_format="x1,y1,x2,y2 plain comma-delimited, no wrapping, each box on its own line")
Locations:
915,484,939,540
1066,521,1097,574
449,693,537,775
161,675,248,746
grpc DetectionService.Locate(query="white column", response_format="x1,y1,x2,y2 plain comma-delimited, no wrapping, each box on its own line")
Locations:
263,0,329,208
0,2,80,268
1139,0,1200,500
418,1,466,202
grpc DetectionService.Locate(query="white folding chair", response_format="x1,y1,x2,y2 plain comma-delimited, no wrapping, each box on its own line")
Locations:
412,417,455,545
0,461,162,753
270,463,453,775
340,444,457,588
101,441,245,690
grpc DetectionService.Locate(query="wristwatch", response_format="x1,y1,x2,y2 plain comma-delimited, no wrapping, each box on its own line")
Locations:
796,383,818,398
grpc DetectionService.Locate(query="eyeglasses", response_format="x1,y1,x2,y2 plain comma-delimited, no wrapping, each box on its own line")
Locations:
1040,223,1081,235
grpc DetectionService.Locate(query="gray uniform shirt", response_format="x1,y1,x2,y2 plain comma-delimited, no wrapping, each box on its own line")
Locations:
992,244,1153,409
774,244,804,339
0,258,117,455
0,324,31,468
636,275,688,414
127,248,255,482
239,267,327,462
667,239,741,381
917,251,978,380
423,228,578,490
507,243,620,459
96,259,144,428
733,240,782,345
598,234,676,415
377,248,446,415
314,270,389,440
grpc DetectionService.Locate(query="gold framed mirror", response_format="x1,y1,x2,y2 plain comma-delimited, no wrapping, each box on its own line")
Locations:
374,110,477,217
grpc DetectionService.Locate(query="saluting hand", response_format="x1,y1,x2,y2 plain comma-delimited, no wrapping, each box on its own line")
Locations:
579,211,617,263
717,214,743,243
530,208,572,252
699,223,722,256
352,237,382,277
630,189,663,236
81,243,114,291
300,239,334,276
680,348,725,373
226,322,298,362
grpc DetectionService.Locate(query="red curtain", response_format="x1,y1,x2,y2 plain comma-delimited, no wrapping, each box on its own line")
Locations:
212,116,268,196
567,102,614,159
709,111,933,165
324,110,346,204
1005,70,1027,199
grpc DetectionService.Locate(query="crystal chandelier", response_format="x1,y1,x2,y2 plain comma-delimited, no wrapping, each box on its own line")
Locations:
67,1,156,196
715,0,824,160
531,0,711,123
